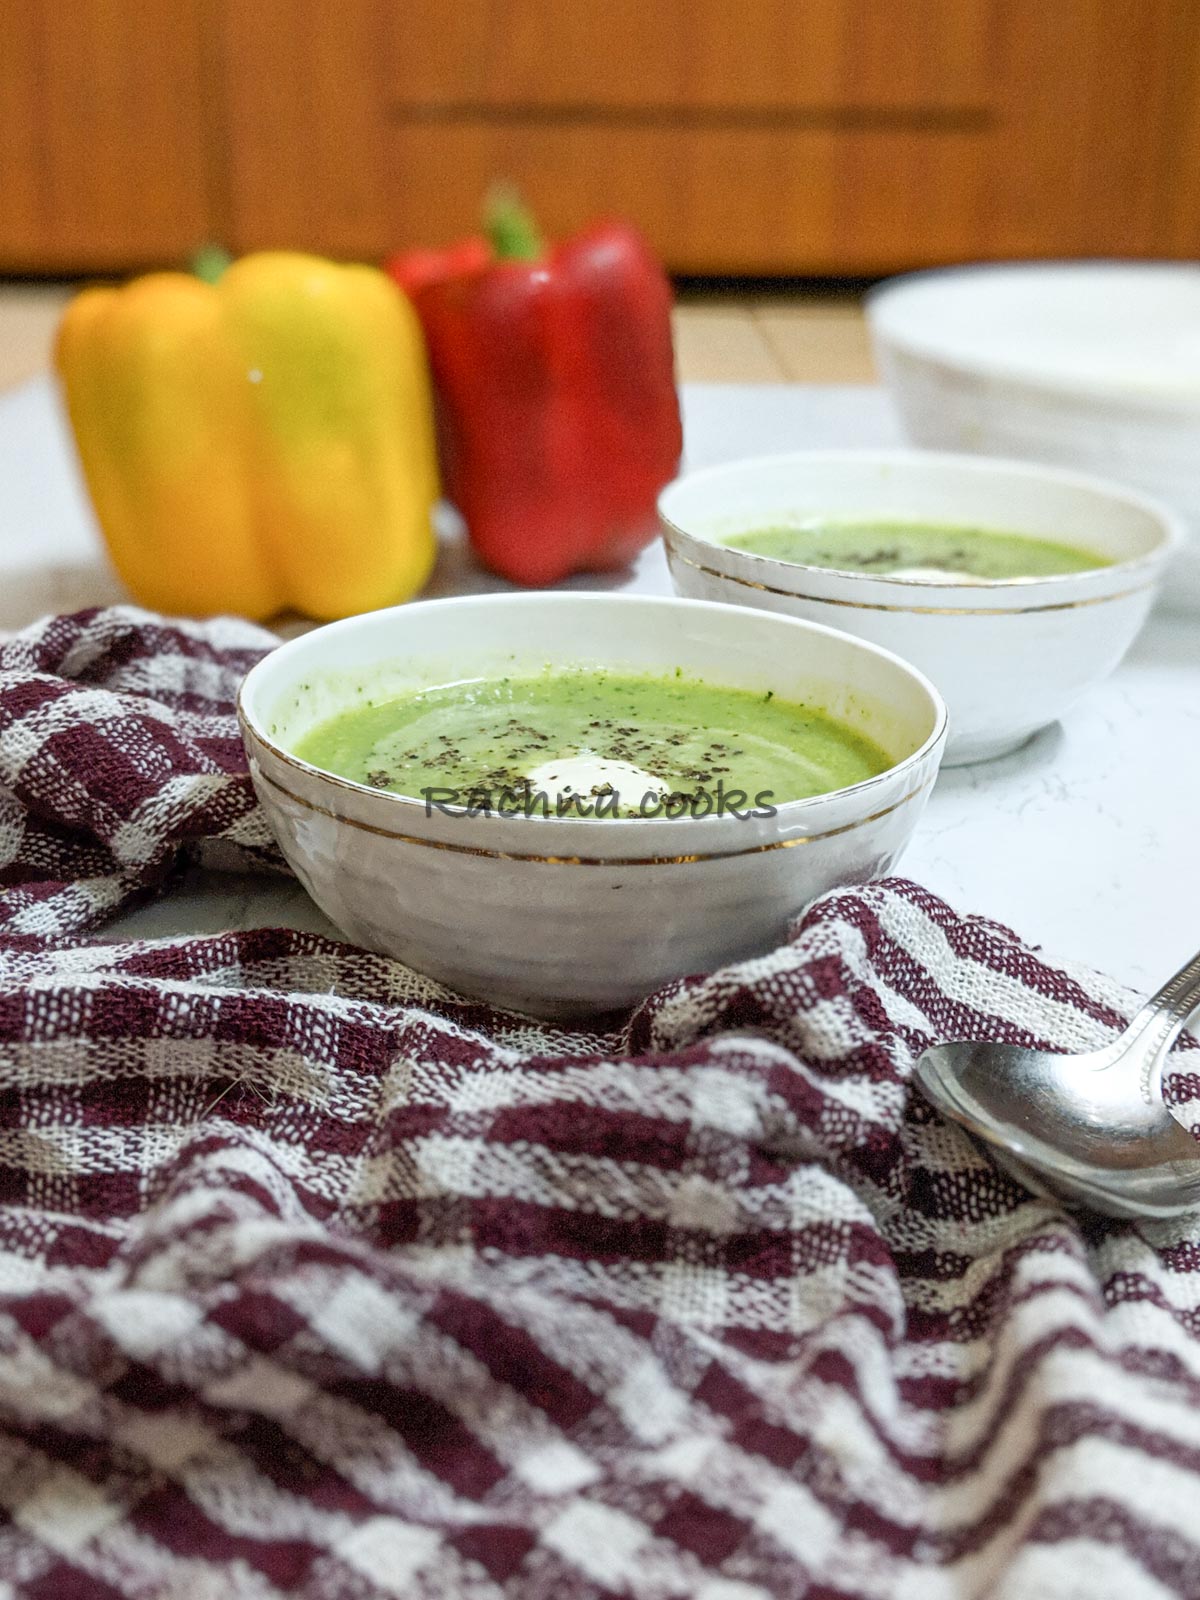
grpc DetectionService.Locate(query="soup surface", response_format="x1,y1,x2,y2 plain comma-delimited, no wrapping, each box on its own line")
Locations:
723,518,1110,580
295,669,892,816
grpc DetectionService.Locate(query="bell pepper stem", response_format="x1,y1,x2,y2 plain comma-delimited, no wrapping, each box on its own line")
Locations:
191,244,233,285
484,185,544,263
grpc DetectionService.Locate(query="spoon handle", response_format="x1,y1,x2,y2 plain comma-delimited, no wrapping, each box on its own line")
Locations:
1121,947,1200,1099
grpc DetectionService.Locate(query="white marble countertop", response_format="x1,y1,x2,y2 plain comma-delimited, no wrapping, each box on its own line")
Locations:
2,376,1196,993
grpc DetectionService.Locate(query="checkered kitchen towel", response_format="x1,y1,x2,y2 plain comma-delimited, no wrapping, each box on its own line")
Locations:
0,606,1196,1600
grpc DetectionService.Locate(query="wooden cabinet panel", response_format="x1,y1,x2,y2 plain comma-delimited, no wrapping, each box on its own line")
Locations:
385,0,992,113
216,0,1200,274
216,0,383,256
1159,3,1200,254
980,0,1198,259
0,0,213,272
3,0,1197,275
378,123,991,274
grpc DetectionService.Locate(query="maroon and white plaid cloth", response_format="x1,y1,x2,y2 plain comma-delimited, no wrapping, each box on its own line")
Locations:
0,606,1196,1599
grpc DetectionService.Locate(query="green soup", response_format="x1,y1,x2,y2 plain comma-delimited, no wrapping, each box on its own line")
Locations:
294,669,892,817
723,519,1110,579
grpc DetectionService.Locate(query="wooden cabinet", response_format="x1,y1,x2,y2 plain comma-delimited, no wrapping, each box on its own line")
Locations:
0,0,213,271
2,0,1198,275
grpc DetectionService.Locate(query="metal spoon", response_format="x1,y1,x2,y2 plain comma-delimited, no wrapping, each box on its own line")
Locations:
913,947,1200,1218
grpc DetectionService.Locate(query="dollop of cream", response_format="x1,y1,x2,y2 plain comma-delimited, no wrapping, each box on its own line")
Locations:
525,754,669,802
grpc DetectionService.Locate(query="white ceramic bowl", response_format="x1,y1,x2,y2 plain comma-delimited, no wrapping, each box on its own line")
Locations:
238,593,946,1017
660,450,1181,765
867,263,1200,608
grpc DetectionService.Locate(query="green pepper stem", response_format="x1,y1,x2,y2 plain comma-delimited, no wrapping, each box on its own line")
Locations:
191,244,233,284
484,185,544,262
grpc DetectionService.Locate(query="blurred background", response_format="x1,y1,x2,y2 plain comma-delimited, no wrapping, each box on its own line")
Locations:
1,0,1197,389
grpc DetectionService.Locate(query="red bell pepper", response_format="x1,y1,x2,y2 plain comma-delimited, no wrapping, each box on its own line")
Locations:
387,197,683,586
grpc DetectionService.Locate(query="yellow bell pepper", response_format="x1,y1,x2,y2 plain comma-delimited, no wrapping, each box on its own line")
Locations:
55,251,439,621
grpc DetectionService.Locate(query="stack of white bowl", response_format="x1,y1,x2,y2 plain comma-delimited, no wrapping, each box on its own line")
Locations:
867,263,1200,608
